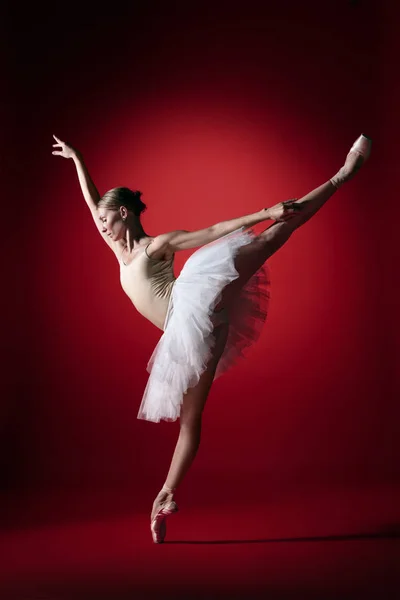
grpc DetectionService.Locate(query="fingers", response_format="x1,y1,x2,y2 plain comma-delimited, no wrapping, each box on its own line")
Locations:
52,135,63,156
282,199,299,208
282,200,303,215
52,134,63,156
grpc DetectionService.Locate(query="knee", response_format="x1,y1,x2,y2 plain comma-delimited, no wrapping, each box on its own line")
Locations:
180,411,202,437
179,419,202,453
260,221,297,255
262,220,297,239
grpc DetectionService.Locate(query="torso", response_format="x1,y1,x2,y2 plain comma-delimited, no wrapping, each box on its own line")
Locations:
118,239,174,266
115,238,176,331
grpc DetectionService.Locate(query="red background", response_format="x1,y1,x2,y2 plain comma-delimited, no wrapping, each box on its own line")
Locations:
1,1,399,596
3,0,398,502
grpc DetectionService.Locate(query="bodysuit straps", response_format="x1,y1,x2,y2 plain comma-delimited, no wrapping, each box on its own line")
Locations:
144,240,154,260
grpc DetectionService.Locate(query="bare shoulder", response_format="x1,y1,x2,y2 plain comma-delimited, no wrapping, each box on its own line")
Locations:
146,231,184,260
151,227,216,253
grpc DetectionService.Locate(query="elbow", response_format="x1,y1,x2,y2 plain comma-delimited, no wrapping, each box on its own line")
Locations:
210,223,220,239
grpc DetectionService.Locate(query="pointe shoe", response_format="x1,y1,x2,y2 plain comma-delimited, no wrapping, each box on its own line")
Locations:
330,134,372,189
150,499,179,544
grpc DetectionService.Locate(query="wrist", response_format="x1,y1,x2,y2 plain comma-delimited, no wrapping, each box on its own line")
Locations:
72,150,83,162
260,208,271,220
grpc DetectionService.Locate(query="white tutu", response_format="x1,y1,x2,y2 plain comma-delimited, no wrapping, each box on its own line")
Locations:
137,226,271,423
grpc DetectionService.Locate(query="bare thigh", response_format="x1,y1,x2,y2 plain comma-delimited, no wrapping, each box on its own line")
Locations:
215,220,299,310
180,321,230,425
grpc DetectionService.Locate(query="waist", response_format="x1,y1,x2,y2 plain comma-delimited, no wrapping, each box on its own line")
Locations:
123,282,175,331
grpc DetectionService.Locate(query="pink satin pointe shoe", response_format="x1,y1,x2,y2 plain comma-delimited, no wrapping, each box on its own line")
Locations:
330,134,372,189
150,485,179,544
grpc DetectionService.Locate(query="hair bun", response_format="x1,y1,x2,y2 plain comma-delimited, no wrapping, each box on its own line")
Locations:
98,187,147,217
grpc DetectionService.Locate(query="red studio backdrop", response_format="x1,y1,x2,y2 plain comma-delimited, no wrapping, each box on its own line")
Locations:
3,0,397,496
2,0,398,578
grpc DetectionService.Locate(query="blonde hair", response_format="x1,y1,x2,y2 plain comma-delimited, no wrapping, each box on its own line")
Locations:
98,187,147,217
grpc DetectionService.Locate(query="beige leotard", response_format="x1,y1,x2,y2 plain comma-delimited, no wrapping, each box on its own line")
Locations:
119,241,176,331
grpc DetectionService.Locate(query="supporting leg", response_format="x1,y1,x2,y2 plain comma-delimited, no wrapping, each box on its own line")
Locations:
151,321,229,523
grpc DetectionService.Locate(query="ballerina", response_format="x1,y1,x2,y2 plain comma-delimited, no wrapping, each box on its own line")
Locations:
52,132,372,543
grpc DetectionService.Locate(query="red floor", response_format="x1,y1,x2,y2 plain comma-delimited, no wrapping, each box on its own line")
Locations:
0,483,398,599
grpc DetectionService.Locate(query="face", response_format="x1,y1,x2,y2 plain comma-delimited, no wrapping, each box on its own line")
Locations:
98,207,126,241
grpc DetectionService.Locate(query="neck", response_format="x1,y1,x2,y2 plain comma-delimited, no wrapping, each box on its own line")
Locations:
122,216,152,253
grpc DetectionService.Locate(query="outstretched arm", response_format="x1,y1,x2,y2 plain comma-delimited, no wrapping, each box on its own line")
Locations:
160,200,302,253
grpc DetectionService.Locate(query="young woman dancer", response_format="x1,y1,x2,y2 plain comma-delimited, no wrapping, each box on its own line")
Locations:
52,132,372,543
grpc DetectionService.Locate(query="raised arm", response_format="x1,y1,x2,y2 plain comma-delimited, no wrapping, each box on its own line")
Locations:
72,152,101,212
53,134,100,208
52,135,112,246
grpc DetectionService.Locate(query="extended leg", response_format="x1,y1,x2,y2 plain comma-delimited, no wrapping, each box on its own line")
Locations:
217,134,372,307
254,133,372,259
258,179,337,256
215,179,338,310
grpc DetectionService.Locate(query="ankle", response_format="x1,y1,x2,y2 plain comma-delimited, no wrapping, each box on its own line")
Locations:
330,169,345,189
154,484,175,505
161,484,176,495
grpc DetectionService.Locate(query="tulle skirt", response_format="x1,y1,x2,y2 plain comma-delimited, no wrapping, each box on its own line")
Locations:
137,226,271,423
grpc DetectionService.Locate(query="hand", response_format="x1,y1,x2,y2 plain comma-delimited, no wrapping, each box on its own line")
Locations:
52,134,80,159
265,199,303,222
